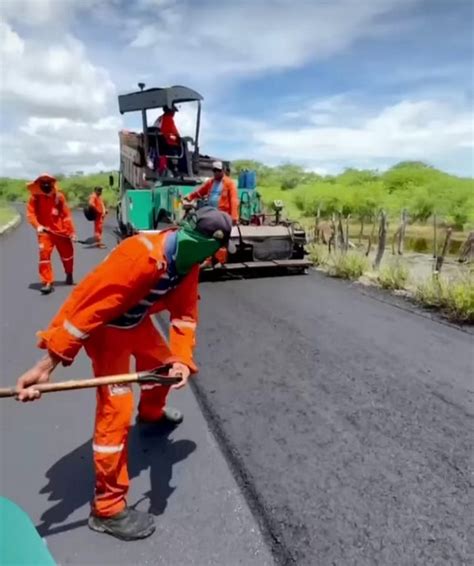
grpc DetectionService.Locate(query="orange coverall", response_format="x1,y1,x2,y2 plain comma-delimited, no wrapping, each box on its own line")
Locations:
88,193,106,242
189,176,239,263
37,230,199,517
188,176,239,223
156,113,180,146
26,175,75,285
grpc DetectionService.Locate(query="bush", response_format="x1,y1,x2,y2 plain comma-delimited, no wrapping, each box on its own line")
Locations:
328,251,368,280
308,244,328,267
415,275,474,322
378,261,410,290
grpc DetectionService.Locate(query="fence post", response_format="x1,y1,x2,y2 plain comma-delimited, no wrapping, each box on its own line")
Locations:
337,213,345,251
314,204,321,243
366,214,377,257
373,210,387,269
345,214,351,252
397,208,408,255
358,216,364,245
434,228,452,274
433,213,437,259
328,213,336,254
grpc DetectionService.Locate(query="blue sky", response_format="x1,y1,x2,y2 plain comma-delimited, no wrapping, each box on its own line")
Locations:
0,0,472,178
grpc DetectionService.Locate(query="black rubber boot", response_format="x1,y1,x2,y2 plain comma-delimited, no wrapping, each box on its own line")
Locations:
137,406,183,425
65,274,74,285
88,507,155,541
40,283,53,295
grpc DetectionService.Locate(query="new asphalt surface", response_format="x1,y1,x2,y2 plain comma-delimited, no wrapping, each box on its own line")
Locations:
0,213,273,566
1,211,472,566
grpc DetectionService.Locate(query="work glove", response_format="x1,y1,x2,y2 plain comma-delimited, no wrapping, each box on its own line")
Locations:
71,234,78,243
37,225,45,234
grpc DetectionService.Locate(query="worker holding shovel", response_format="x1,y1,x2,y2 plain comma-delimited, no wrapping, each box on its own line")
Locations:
15,207,234,542
26,174,76,294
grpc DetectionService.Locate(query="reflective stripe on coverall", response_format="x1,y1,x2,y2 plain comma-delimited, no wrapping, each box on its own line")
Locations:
26,174,75,284
36,230,199,517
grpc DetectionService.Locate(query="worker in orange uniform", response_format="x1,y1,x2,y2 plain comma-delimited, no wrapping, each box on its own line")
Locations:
154,105,180,149
88,186,107,248
26,174,76,295
186,161,239,264
15,207,234,542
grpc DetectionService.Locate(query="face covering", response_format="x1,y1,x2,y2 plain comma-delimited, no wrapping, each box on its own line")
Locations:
174,227,221,275
40,182,53,194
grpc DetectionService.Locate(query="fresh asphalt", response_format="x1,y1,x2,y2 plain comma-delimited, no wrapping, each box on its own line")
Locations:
0,212,273,566
1,211,472,566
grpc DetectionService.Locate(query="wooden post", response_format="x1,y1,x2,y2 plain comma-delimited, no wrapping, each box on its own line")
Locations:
373,211,387,270
328,213,336,253
435,228,452,273
458,231,474,263
397,208,408,255
366,214,377,257
345,215,351,252
337,213,345,251
315,205,321,243
433,214,437,259
358,217,364,245
392,227,400,255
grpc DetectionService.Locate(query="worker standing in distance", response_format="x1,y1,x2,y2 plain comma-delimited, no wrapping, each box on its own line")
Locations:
185,161,239,265
186,161,239,225
88,186,107,248
26,174,76,295
15,207,234,542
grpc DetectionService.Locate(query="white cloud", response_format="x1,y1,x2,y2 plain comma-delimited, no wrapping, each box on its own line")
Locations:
1,116,122,178
0,23,116,121
244,97,474,171
128,0,418,81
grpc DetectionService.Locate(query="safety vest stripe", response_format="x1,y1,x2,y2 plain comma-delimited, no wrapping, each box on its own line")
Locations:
171,319,196,330
62,255,73,261
63,319,89,340
92,443,124,454
139,235,153,251
39,260,51,264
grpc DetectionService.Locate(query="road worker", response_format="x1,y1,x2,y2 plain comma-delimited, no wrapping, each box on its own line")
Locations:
185,161,239,264
153,105,180,151
26,174,76,295
15,207,234,541
88,186,107,248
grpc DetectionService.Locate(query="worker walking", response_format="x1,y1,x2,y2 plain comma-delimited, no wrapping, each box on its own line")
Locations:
88,186,107,248
16,207,234,541
26,174,76,295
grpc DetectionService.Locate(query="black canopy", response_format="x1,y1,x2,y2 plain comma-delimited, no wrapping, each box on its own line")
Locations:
118,85,203,114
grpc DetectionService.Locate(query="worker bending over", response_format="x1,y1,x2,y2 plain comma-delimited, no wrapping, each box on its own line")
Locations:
26,174,76,295
16,207,234,542
88,186,107,248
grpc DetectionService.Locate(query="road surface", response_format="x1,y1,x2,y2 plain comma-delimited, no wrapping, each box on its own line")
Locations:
1,211,472,565
0,213,273,566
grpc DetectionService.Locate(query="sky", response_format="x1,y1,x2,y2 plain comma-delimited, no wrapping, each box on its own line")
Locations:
0,0,472,178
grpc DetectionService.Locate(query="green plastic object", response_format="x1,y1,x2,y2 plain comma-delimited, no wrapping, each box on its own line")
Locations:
0,497,56,565
126,189,154,230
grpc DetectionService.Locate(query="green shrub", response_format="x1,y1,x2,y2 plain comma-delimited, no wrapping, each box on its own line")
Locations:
307,244,328,267
415,275,474,322
328,251,368,280
378,261,410,290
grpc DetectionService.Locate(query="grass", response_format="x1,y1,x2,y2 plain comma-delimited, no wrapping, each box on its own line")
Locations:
0,205,17,228
378,260,410,290
327,251,369,280
415,274,474,323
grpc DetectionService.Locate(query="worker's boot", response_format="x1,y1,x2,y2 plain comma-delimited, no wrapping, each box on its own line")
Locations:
137,406,183,425
65,273,74,285
40,283,53,295
88,507,155,541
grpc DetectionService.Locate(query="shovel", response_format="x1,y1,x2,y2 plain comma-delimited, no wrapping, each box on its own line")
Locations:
0,366,181,399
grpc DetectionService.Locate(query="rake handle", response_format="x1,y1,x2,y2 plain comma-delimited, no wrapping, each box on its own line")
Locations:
0,372,180,398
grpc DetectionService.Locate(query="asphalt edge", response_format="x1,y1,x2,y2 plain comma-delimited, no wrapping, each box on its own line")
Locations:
190,379,296,566
0,212,22,237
